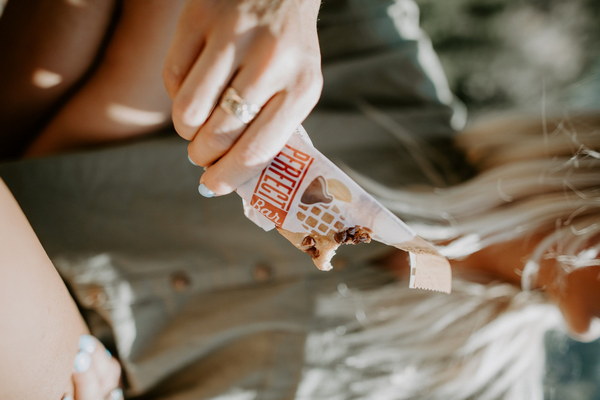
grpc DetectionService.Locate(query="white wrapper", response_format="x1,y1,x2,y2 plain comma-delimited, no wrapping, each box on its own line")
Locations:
236,126,451,293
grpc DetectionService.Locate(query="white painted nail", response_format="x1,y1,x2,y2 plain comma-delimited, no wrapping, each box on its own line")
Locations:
108,388,124,400
73,350,92,373
78,334,97,354
198,183,215,198
187,155,198,166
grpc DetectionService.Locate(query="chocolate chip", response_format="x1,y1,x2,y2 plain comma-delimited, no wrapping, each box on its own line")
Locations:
334,226,372,245
302,235,316,247
305,246,320,258
334,231,347,244
354,232,371,244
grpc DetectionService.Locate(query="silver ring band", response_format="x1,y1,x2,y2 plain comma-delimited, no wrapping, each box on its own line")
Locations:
219,87,260,124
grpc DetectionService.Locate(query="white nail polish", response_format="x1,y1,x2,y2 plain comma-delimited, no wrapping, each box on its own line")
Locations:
198,183,215,198
73,350,92,373
188,155,198,166
108,388,124,400
78,334,97,353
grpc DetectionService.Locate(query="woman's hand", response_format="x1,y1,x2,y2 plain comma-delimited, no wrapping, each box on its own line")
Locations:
62,335,122,400
163,0,323,196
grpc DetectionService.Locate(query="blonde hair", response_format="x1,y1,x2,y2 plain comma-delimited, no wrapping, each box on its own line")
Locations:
305,110,600,399
354,112,600,278
297,278,560,400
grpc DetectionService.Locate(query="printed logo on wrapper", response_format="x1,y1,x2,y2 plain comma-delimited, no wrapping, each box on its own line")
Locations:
236,126,453,294
250,144,314,226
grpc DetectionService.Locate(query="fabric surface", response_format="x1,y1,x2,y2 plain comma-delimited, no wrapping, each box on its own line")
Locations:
0,0,464,398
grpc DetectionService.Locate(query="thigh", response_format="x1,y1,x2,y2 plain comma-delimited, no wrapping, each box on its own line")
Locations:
0,0,116,159
25,0,185,156
0,179,89,399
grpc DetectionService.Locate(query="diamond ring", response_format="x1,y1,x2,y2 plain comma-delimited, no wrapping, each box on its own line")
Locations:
219,87,260,124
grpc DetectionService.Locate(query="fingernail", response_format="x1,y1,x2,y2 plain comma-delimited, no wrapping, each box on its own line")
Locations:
188,155,198,166
74,350,92,373
198,183,215,198
106,348,112,357
61,395,74,400
78,334,96,353
108,388,124,400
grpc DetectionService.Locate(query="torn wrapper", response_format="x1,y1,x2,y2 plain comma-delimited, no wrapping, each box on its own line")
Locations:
236,126,451,293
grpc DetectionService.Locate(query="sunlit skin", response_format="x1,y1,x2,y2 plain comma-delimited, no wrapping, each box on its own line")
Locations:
382,232,600,341
0,0,118,159
0,0,182,160
24,0,181,157
0,181,122,400
459,233,600,341
0,181,83,399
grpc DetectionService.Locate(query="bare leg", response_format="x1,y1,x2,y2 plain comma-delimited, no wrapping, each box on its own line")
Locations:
0,179,89,399
0,0,116,159
26,0,185,157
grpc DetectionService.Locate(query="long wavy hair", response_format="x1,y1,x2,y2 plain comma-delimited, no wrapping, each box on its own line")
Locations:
356,112,600,286
297,112,599,400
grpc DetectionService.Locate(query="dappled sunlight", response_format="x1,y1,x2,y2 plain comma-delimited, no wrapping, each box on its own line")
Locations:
65,0,88,7
106,103,167,127
31,68,63,89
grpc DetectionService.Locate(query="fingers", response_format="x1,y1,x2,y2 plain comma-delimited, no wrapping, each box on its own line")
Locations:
198,88,311,196
94,352,122,395
167,0,323,195
187,62,279,168
191,36,322,194
171,35,239,140
73,350,102,400
68,335,122,400
162,1,208,98
196,63,322,195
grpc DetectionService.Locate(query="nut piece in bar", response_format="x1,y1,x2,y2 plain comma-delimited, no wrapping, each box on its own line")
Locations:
276,225,372,271
334,226,372,245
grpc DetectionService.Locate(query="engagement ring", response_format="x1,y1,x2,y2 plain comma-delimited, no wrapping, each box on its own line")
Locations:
219,87,260,124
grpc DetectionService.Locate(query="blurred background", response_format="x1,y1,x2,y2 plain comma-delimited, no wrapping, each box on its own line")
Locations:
415,1,599,398
417,0,600,117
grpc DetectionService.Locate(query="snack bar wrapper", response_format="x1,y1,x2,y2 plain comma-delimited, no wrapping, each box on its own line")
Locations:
236,126,451,293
